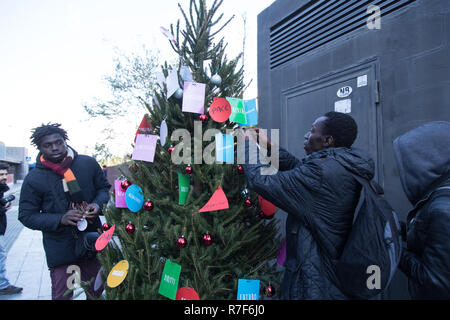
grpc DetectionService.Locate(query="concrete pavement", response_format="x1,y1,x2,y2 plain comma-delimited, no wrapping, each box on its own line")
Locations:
0,182,105,300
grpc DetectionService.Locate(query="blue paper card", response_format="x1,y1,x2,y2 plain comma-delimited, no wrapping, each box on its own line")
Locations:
215,133,234,164
125,185,144,212
240,99,258,127
237,279,260,300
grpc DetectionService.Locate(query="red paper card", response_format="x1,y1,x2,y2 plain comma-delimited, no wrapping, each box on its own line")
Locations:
134,116,152,142
209,97,232,123
95,224,116,251
176,287,200,300
198,186,229,213
258,195,277,217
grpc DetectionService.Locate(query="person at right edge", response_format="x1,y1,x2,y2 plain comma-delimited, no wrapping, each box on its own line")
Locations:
393,121,450,299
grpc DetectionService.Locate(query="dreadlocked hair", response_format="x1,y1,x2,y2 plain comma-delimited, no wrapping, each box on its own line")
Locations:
30,123,69,148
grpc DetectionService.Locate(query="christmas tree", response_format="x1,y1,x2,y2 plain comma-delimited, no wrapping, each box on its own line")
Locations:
98,0,281,300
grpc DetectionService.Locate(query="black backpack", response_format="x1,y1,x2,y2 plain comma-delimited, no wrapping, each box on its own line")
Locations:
305,169,403,299
332,173,403,299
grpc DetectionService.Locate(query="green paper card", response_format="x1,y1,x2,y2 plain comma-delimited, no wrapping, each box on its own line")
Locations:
178,173,190,205
226,97,247,124
158,260,181,300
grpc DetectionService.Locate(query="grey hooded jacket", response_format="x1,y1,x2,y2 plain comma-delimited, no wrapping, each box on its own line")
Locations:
393,121,450,299
243,143,374,299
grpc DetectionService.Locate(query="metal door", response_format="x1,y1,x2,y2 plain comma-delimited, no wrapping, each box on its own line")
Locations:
281,59,381,183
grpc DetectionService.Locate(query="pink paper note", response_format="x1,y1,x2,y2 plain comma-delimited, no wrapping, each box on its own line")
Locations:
182,81,206,114
114,180,127,208
198,186,229,213
132,134,158,163
95,224,116,251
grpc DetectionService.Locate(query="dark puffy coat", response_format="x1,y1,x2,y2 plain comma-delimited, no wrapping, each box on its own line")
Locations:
243,143,374,300
18,148,111,268
393,121,450,299
0,183,9,235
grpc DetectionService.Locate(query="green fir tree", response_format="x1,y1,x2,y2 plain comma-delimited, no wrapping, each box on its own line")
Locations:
98,0,281,300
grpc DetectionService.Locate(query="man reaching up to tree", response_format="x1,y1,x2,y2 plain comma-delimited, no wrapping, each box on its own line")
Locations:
241,112,375,299
19,123,111,300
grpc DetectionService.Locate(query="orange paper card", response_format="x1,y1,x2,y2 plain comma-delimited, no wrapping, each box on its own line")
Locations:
198,186,229,213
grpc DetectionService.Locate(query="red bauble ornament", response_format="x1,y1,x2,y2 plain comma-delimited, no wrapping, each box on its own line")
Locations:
120,180,132,191
125,223,135,234
176,236,187,248
168,145,175,154
244,199,252,208
265,284,275,297
102,223,111,231
202,232,213,246
144,201,154,211
185,165,193,175
237,165,244,175
199,114,209,123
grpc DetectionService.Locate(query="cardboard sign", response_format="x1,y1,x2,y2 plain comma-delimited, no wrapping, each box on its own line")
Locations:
209,97,231,123
178,173,190,205
114,180,127,208
176,287,200,300
215,133,234,164
107,260,129,288
182,81,206,114
198,186,229,213
132,134,158,163
95,224,116,251
125,185,144,212
237,279,260,300
226,97,247,124
258,195,277,217
158,260,181,300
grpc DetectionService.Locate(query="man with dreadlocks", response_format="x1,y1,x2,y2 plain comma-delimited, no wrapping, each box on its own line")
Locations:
18,123,111,300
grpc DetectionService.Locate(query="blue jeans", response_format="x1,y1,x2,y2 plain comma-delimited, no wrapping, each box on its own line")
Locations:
0,235,11,289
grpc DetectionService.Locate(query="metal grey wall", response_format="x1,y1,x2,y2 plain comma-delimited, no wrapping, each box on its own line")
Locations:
258,0,450,299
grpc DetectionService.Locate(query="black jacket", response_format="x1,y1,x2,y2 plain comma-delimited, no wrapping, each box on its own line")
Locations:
393,121,450,299
0,183,9,235
243,142,374,299
18,148,111,268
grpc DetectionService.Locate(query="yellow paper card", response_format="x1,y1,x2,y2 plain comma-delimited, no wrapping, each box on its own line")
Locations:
107,260,129,288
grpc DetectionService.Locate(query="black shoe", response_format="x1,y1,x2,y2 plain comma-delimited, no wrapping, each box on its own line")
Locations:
0,285,23,295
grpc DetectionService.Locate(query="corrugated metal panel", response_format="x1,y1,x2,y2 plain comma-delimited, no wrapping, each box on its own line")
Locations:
270,0,417,69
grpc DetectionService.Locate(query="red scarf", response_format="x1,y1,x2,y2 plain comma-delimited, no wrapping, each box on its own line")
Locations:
40,148,84,204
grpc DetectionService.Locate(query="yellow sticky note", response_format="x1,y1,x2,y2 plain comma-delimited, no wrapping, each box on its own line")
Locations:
107,260,129,288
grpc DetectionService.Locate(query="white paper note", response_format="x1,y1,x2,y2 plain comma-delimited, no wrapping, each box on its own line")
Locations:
182,81,206,114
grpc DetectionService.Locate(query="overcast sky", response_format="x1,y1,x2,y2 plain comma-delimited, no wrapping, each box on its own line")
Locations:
0,0,274,161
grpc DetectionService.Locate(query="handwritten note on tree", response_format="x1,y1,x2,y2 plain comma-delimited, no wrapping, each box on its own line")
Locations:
209,97,231,122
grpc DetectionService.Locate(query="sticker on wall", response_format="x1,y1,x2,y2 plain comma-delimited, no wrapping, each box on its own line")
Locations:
337,86,353,98
357,75,368,87
334,99,352,114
